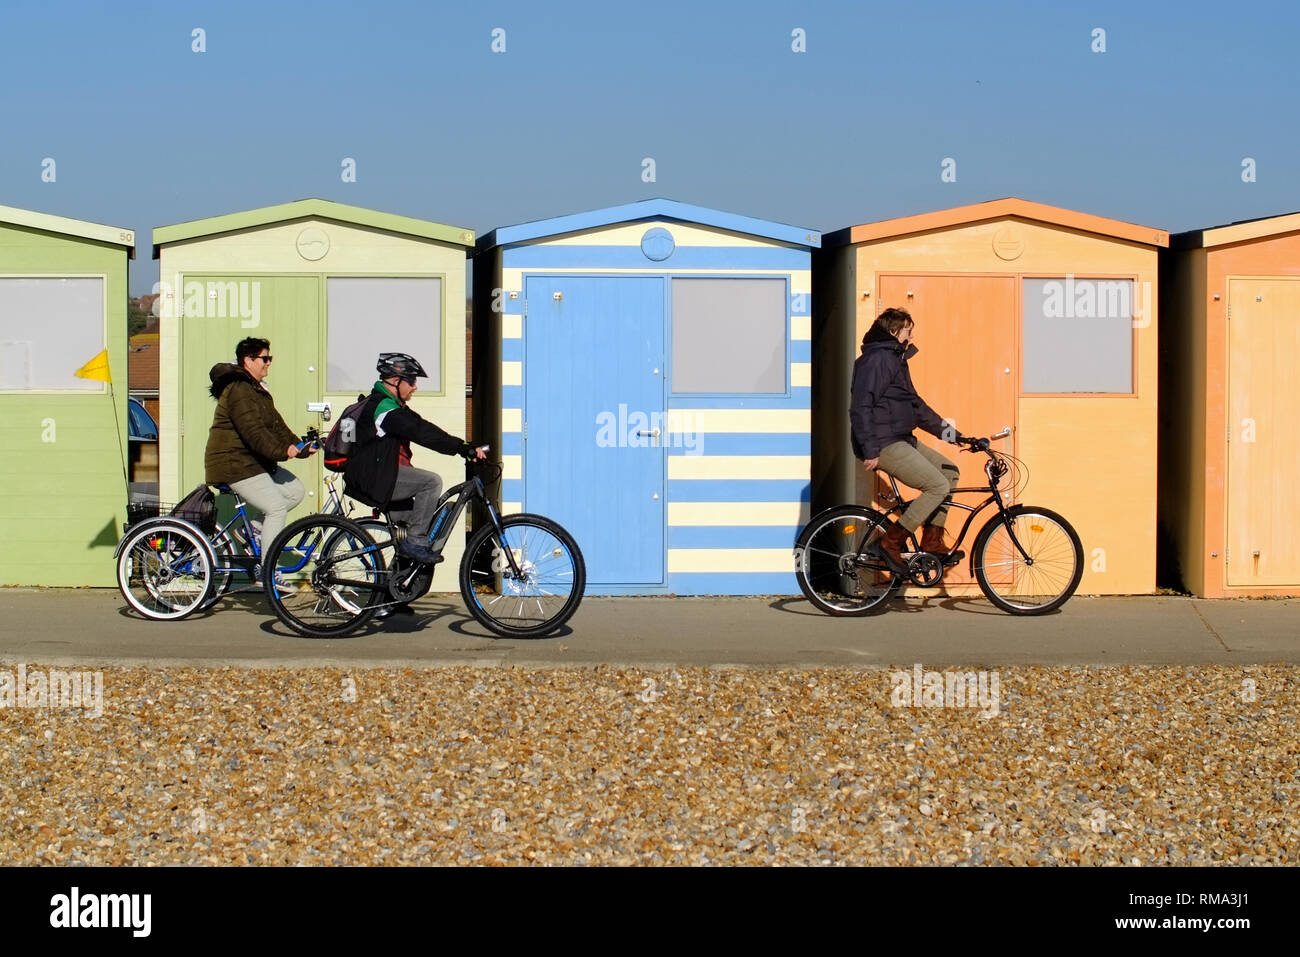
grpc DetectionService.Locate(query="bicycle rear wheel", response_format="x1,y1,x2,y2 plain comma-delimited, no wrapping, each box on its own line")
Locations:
794,506,899,615
263,514,386,637
460,513,585,637
116,520,215,621
972,505,1083,615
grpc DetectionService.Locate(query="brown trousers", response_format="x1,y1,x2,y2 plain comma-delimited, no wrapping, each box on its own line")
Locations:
872,440,960,533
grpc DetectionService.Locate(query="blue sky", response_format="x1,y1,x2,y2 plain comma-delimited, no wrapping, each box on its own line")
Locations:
2,0,1297,295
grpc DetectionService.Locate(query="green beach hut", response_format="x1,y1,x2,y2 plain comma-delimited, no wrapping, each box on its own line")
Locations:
152,199,474,587
0,204,136,586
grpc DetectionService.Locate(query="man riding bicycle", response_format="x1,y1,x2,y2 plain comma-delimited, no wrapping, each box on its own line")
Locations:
343,352,485,565
850,308,985,577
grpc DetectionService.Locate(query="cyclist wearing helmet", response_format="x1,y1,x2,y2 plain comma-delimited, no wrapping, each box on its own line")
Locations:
344,352,485,564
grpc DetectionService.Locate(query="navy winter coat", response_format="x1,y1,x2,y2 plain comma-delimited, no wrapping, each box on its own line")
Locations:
849,324,962,461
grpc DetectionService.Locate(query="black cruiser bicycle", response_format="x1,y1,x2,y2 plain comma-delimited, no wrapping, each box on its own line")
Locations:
794,428,1082,616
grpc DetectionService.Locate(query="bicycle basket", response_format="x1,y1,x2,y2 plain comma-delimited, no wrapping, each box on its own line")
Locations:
124,501,162,531
123,487,217,534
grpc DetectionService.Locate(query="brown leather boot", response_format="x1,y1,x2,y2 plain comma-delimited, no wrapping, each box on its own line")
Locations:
919,523,949,554
920,523,964,566
876,522,911,570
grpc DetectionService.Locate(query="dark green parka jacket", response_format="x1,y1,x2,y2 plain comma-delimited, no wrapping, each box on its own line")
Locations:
204,363,299,484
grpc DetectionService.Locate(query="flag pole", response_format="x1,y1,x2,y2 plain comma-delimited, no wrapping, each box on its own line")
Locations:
74,349,131,496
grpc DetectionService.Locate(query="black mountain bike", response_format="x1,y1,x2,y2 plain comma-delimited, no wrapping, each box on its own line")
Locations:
794,428,1082,615
261,450,586,638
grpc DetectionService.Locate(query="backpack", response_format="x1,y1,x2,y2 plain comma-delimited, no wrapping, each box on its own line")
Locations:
170,484,217,534
322,393,370,473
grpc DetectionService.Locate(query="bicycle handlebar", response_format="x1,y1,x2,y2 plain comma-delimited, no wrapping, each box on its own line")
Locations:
958,426,1013,454
295,427,322,455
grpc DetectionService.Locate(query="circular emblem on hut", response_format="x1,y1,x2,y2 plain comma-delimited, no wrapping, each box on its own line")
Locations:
640,227,675,262
992,225,1024,261
296,227,330,261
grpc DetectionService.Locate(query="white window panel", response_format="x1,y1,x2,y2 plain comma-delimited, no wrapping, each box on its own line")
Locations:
1022,278,1133,393
327,277,442,393
672,278,786,394
0,278,104,390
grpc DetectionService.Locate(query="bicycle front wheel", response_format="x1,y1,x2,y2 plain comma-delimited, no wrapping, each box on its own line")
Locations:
263,514,386,638
460,513,585,637
972,505,1083,615
116,520,215,621
794,505,899,615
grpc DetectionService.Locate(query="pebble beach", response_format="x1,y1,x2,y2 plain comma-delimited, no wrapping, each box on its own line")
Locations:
3,664,1295,865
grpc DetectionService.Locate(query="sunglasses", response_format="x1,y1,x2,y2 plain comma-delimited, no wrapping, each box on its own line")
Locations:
400,375,417,386
255,355,273,363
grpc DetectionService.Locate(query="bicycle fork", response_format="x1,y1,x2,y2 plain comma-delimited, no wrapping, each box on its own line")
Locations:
482,498,528,580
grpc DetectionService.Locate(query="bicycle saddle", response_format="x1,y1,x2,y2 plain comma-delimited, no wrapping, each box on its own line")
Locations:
343,484,415,513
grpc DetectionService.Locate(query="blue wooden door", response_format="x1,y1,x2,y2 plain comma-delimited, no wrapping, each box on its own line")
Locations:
524,276,665,587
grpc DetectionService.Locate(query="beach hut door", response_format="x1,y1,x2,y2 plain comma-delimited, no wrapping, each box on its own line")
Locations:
1227,278,1300,586
523,276,666,586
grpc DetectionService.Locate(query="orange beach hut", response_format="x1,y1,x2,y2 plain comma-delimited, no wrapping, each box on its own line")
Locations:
1161,212,1300,597
814,198,1169,596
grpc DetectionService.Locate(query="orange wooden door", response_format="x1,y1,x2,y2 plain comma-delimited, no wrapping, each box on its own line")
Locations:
1227,278,1300,586
876,275,1018,585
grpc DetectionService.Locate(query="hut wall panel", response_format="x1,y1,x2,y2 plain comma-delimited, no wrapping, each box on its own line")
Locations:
497,221,812,594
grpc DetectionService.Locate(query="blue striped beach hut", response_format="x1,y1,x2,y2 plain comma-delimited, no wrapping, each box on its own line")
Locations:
473,199,821,595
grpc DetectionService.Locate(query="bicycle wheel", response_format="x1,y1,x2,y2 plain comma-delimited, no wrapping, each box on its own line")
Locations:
262,514,386,638
972,505,1083,615
460,513,585,637
794,505,899,615
116,520,215,621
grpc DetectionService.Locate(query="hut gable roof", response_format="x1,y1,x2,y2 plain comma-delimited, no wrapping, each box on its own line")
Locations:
476,198,822,252
822,198,1168,249
152,198,474,258
0,203,136,258
1171,210,1300,249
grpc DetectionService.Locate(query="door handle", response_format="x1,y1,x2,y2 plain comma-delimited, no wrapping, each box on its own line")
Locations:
636,428,661,437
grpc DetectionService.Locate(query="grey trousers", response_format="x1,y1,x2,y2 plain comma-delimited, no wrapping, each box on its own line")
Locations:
230,466,305,554
873,440,960,533
390,466,443,541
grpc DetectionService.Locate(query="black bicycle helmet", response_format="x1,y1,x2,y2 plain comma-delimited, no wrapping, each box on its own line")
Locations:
376,352,428,379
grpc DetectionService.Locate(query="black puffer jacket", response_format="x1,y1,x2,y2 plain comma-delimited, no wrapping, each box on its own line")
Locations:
849,324,962,461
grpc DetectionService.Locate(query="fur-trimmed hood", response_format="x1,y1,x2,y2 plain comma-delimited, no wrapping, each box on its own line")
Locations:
209,362,258,399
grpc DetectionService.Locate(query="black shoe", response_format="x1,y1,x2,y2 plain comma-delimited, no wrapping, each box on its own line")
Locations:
397,539,444,566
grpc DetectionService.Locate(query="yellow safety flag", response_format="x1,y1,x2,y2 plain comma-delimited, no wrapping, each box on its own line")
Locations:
75,349,112,383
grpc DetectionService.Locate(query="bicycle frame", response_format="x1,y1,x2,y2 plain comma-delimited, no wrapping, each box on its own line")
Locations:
393,462,525,577
875,451,1034,575
324,460,528,591
209,474,352,577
